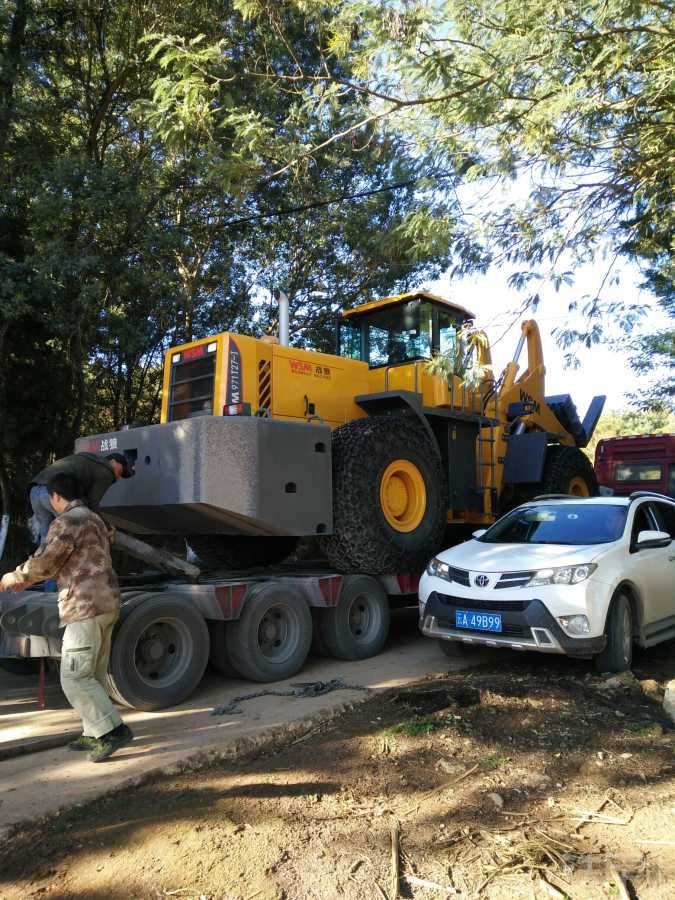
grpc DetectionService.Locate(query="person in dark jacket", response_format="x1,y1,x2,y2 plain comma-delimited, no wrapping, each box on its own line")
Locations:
30,451,134,545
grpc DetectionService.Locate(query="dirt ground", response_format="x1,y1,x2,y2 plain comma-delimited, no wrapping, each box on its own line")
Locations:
0,642,673,900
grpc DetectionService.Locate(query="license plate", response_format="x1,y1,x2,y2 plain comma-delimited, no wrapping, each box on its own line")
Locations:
455,609,502,632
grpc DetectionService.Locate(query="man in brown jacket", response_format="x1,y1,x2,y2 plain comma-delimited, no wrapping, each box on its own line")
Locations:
0,472,133,762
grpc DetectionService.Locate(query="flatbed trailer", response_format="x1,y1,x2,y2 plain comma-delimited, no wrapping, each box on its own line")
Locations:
0,564,419,710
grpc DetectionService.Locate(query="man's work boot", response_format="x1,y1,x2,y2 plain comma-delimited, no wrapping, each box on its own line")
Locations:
68,734,97,752
89,724,134,763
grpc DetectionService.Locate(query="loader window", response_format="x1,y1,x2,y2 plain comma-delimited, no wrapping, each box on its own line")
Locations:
364,302,433,366
339,320,362,360
439,324,458,356
338,299,468,367
168,346,216,421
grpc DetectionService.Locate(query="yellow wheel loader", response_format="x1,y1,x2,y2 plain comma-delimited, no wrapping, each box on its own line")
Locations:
76,291,605,574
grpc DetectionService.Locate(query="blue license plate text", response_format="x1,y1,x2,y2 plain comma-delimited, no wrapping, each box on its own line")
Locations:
455,609,502,632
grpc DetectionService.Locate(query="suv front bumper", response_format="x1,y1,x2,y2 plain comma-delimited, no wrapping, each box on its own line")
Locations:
419,591,606,659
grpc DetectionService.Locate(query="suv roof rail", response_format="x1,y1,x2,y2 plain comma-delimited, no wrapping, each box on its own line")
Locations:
532,493,582,501
628,490,674,502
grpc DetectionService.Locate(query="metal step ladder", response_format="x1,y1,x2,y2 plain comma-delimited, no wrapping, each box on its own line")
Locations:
476,419,497,516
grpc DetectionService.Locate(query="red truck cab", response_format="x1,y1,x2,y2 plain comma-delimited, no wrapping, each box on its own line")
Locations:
595,434,675,497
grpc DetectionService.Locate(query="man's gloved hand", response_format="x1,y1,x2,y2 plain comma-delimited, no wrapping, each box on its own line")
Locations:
0,572,23,592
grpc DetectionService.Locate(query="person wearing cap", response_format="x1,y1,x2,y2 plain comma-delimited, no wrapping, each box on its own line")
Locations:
29,451,134,545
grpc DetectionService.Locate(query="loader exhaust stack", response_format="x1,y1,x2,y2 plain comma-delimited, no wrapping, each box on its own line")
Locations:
276,289,290,347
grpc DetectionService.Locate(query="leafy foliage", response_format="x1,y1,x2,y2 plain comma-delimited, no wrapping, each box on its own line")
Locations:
199,0,674,407
0,0,453,541
584,406,675,462
425,323,493,390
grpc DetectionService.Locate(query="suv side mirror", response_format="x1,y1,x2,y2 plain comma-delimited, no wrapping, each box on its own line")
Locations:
472,529,487,539
636,529,672,550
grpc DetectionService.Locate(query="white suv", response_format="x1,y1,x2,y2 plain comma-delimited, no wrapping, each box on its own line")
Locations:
419,493,675,672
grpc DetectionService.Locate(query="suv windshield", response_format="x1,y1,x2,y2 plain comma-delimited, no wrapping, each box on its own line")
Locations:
480,503,628,545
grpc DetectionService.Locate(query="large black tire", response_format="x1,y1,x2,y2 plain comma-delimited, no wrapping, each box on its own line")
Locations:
186,535,298,570
208,620,242,678
539,445,598,497
320,416,447,574
595,592,634,673
314,575,391,660
107,594,210,710
225,582,312,682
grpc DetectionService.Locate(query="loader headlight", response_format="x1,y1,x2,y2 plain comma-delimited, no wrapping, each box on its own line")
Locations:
558,614,591,636
426,557,451,580
527,564,596,587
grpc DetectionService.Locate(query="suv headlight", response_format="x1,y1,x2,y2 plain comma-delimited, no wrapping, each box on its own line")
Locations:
558,614,591,635
426,557,450,580
526,564,596,587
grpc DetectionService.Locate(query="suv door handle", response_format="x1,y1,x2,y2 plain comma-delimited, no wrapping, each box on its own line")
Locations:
669,555,675,561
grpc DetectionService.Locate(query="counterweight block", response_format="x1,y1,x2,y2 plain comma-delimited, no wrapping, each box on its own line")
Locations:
76,417,333,539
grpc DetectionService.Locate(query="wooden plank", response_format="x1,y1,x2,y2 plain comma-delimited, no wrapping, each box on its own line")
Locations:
114,531,201,582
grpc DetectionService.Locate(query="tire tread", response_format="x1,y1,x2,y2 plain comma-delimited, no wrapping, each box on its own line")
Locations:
319,415,447,573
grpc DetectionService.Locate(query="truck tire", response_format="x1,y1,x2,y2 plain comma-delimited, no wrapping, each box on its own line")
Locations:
186,535,298,570
225,582,312,682
107,594,210,711
540,445,598,497
314,575,390,660
208,620,242,678
594,593,633,673
320,415,447,574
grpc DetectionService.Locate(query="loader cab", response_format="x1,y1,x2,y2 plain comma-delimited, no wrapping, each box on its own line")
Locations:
338,291,474,369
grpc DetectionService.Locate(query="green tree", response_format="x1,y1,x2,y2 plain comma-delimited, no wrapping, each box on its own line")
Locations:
162,0,673,401
0,0,455,552
585,406,675,462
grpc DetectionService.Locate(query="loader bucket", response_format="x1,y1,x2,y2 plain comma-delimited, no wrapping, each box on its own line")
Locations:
545,394,606,448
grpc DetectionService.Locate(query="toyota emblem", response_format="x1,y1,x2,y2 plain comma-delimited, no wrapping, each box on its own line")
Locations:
474,575,490,588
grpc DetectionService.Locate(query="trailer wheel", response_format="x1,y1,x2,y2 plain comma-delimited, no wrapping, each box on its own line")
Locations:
107,594,210,711
208,620,242,678
225,583,312,682
540,445,598,497
186,535,298,570
320,416,447,574
314,575,390,660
